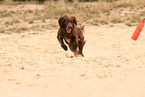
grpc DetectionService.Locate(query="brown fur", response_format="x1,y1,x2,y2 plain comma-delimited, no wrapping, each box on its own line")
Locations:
57,15,86,57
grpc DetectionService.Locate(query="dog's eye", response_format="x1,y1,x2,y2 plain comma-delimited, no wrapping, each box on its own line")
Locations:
65,21,68,24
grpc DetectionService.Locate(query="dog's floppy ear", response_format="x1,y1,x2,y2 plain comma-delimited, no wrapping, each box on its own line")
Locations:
58,16,66,28
71,16,77,25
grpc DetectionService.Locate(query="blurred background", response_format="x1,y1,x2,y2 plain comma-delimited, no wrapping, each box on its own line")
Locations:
0,0,119,3
0,0,145,33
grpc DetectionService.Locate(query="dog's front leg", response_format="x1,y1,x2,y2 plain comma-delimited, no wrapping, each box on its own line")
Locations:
60,38,68,51
57,35,68,51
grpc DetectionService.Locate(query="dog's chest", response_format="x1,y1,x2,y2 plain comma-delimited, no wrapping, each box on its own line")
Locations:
64,37,71,44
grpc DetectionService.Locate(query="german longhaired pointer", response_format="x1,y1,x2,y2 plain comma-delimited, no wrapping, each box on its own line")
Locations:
57,15,86,57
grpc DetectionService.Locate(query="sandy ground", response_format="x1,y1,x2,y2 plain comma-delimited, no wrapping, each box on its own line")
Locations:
0,24,145,97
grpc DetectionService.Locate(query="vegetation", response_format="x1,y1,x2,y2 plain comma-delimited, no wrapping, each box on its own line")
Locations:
0,0,145,33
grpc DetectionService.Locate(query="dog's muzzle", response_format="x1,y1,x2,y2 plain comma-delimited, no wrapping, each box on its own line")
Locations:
66,25,73,33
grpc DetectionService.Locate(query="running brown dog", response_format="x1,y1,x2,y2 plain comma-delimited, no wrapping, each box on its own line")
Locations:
57,15,86,57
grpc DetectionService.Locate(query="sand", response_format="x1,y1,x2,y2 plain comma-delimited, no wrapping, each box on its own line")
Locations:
0,24,145,97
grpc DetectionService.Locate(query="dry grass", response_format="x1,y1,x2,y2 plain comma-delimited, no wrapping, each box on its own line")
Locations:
0,0,145,33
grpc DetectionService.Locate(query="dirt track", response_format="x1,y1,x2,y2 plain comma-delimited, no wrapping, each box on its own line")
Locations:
0,24,145,97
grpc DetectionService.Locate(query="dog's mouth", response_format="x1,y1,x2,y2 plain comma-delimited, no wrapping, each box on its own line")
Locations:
66,28,72,33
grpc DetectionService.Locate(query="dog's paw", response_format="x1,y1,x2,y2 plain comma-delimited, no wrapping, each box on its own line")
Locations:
65,53,74,58
61,45,68,51
74,52,84,57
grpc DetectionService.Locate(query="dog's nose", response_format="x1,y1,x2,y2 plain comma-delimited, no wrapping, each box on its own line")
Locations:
68,25,73,29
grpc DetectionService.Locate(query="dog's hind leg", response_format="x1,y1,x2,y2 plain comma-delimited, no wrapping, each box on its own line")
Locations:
78,40,86,57
69,42,78,56
68,37,78,56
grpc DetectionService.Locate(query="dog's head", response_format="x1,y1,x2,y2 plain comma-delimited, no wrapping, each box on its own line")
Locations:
58,15,77,34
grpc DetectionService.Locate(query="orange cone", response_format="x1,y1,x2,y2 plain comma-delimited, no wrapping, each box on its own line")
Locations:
131,19,145,41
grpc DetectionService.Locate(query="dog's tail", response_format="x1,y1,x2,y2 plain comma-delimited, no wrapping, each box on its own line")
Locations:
79,23,85,33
